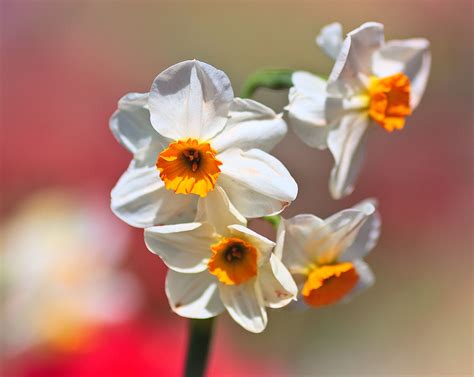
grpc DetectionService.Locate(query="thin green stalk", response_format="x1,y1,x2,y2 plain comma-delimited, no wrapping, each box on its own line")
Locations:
240,68,294,98
184,318,215,377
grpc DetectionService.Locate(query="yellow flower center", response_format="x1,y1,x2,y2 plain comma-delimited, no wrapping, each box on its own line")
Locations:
156,138,222,197
208,237,258,285
301,262,359,307
368,72,412,132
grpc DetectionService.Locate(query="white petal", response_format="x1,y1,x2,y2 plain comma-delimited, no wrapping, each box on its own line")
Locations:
217,148,298,218
276,215,325,271
149,60,233,141
144,222,215,273
316,22,344,60
328,22,385,97
219,280,267,333
274,218,286,260
328,113,370,199
165,270,224,319
372,38,431,109
195,186,246,235
110,92,168,165
319,203,377,263
258,254,297,308
340,199,381,261
111,162,198,228
291,71,328,98
227,224,275,266
211,98,287,153
286,72,329,149
280,204,376,268
110,92,152,154
340,260,375,303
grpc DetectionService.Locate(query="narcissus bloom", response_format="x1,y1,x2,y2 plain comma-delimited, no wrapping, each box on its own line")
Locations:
275,199,380,308
111,60,297,228
144,187,297,333
287,22,431,199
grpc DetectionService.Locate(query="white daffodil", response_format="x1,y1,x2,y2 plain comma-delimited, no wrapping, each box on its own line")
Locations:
144,186,297,333
287,22,431,199
111,60,297,228
275,199,380,308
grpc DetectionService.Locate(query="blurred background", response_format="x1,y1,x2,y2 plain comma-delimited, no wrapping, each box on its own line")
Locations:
1,1,472,376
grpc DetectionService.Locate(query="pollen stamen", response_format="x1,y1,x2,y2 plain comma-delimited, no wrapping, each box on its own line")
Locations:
156,138,222,197
225,246,243,262
208,238,257,285
368,72,412,132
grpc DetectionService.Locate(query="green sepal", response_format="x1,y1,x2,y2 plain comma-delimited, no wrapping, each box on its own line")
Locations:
263,214,282,230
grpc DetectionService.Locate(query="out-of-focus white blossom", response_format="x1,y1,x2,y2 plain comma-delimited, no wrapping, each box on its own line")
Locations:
1,191,142,354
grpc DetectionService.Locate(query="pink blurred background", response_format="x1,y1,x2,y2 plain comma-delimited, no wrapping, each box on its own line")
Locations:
1,1,472,376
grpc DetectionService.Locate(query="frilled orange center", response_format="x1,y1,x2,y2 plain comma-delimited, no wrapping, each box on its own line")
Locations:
302,262,359,307
156,138,222,197
208,237,258,286
368,73,412,132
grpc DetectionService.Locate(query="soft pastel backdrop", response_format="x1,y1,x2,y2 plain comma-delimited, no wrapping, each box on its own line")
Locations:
1,1,472,376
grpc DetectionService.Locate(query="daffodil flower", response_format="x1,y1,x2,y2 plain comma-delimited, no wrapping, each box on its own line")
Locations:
287,22,431,199
111,60,297,228
275,199,380,308
144,187,297,333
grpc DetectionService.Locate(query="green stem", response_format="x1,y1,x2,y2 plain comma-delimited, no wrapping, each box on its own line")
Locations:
240,68,294,98
182,69,291,377
263,215,281,230
184,318,215,377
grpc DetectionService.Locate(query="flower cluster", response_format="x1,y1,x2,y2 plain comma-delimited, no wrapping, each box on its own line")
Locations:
110,22,430,333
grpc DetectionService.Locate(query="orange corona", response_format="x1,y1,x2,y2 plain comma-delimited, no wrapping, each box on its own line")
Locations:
208,237,258,285
156,138,222,197
302,262,359,307
368,72,412,132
